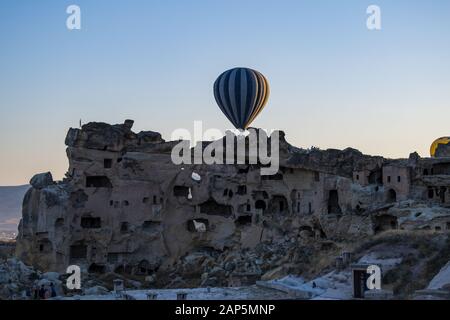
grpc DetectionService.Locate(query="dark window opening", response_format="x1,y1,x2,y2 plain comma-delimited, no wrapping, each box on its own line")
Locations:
238,166,249,174
120,222,129,233
81,217,101,229
86,176,112,188
440,186,447,203
428,188,434,199
55,218,64,228
199,198,233,217
387,189,397,203
70,244,87,260
153,195,157,204
423,169,429,176
255,200,266,211
110,200,114,206
327,190,342,214
187,218,209,232
104,159,112,169
373,215,398,234
387,176,391,183
353,269,370,298
123,200,129,206
88,264,106,274
308,202,312,214
397,176,401,183
261,172,283,181
142,221,161,232
314,171,320,182
137,260,156,275
223,189,228,196
235,215,252,226
268,195,288,214
356,175,359,180
246,204,251,211
228,189,234,198
143,197,149,204
435,226,442,231
173,186,190,197
298,226,314,238
237,185,247,195
368,169,382,184
117,158,123,163
446,222,450,230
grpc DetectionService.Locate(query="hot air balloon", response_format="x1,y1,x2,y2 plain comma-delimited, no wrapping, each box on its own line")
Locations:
213,67,270,130
430,137,450,157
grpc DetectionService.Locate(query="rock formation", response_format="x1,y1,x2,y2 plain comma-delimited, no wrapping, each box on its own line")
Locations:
15,120,450,289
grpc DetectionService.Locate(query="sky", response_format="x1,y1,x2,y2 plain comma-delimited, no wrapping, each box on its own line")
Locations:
1,0,450,185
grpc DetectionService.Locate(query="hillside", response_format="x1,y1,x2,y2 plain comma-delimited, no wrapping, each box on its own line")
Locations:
0,185,29,232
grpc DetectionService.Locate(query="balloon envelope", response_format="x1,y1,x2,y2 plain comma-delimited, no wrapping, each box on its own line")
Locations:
213,67,269,129
430,137,450,157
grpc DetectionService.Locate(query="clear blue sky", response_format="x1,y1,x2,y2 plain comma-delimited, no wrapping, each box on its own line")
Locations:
1,0,450,185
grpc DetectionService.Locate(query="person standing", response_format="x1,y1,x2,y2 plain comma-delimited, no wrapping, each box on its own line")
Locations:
39,285,46,299
50,283,57,298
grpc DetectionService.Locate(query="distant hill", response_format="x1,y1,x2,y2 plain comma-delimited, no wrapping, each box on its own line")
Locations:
0,185,30,232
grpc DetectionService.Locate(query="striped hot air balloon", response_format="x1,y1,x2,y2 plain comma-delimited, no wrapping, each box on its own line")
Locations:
213,67,270,130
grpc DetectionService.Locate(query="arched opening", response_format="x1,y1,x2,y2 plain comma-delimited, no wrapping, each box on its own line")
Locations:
268,195,289,214
428,188,434,199
137,260,150,275
255,200,266,211
387,189,397,203
373,214,398,234
327,190,342,214
439,186,447,203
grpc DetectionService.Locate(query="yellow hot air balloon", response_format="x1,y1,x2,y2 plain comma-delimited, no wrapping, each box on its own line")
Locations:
430,137,450,157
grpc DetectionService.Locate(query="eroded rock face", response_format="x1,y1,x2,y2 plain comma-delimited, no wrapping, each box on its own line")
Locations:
30,172,54,189
15,120,450,287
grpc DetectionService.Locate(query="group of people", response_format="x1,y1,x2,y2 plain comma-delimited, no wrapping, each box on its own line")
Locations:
30,282,57,300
